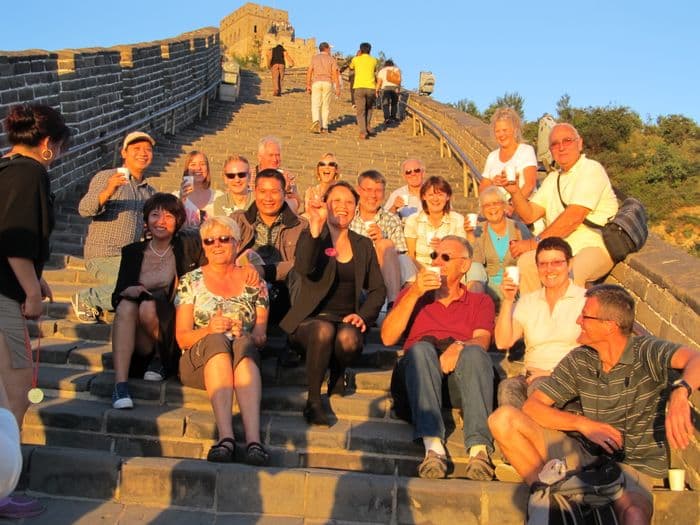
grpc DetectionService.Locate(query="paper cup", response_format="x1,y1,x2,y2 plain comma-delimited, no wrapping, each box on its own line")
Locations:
117,167,130,181
505,266,520,285
426,266,441,276
505,165,517,183
669,469,685,491
466,213,478,228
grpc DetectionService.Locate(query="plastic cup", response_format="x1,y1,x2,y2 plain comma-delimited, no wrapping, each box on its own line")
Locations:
466,213,478,228
505,266,520,285
668,469,685,491
426,266,441,276
117,167,130,181
505,165,517,183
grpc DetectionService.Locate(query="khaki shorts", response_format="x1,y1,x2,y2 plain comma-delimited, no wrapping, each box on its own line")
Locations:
0,293,31,369
540,427,657,506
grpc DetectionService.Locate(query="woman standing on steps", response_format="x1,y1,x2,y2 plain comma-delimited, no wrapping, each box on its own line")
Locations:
281,181,385,426
303,152,340,216
110,193,205,410
175,216,269,465
0,103,70,519
178,151,221,227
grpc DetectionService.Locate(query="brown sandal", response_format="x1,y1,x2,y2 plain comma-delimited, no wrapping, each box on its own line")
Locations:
207,437,236,463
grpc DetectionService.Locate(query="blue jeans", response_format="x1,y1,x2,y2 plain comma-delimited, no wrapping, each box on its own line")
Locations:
80,256,121,312
391,341,494,452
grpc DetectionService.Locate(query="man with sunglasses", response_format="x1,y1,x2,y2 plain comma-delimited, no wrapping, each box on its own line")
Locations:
230,169,308,325
350,170,412,308
382,236,496,481
384,158,425,221
499,123,618,294
490,284,700,524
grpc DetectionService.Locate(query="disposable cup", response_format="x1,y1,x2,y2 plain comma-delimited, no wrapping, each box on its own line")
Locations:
505,266,520,285
426,266,441,276
466,213,478,228
505,165,517,183
669,469,685,491
117,167,130,181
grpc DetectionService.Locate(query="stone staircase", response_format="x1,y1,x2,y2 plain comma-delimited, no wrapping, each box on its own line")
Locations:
16,70,697,524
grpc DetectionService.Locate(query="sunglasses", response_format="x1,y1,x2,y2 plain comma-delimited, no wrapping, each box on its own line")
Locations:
430,251,468,262
202,236,234,246
318,161,338,168
404,168,423,175
224,171,249,179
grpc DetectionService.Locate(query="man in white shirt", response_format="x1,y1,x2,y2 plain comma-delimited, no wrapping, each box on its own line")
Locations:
384,158,425,221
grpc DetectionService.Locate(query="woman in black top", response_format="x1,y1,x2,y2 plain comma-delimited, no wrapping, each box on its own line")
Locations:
110,193,204,409
281,182,386,425
0,104,69,426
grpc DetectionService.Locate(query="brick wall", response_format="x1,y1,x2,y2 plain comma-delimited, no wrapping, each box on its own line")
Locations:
0,28,220,194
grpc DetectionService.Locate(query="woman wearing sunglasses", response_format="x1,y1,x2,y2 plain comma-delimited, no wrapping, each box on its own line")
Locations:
303,152,340,214
281,181,386,426
111,193,205,409
213,155,254,215
178,151,222,226
175,216,269,465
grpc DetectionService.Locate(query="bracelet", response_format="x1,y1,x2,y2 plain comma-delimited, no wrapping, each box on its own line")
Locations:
671,378,693,398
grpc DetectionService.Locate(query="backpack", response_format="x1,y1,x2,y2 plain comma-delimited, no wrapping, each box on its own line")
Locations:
556,175,649,263
527,458,625,525
386,67,401,85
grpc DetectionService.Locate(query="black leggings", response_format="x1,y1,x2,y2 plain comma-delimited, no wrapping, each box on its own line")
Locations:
289,318,363,402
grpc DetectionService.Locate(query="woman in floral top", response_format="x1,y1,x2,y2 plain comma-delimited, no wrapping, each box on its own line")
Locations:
175,216,269,465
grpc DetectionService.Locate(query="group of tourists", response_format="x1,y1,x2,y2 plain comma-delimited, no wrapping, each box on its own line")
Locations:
1,101,698,525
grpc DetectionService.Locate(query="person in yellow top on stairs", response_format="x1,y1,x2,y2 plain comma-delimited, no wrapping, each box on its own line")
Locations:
350,42,378,140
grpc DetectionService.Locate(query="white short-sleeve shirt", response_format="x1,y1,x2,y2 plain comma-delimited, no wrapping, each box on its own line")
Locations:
404,210,466,266
482,143,537,189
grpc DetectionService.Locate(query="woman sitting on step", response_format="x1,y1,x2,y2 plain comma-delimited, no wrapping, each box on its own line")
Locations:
302,152,340,216
175,216,270,465
178,151,222,227
111,193,204,409
281,182,386,426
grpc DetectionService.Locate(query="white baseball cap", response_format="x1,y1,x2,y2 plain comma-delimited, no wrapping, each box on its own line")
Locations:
122,131,155,149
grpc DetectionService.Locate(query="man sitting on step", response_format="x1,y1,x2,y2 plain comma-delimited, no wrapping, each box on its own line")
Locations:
350,170,414,308
231,168,308,326
382,236,497,480
72,131,157,323
489,284,700,524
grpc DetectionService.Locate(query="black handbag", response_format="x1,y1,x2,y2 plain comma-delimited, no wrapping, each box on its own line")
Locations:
556,174,648,263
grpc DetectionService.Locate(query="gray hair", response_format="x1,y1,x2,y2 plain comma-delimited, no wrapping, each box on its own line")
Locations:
441,235,473,258
479,185,508,207
400,157,425,174
257,135,282,156
200,215,241,243
585,284,635,336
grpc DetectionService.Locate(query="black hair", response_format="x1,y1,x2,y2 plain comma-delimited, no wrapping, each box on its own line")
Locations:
4,103,71,151
255,168,286,191
536,237,573,261
143,192,186,232
323,180,360,204
359,42,371,54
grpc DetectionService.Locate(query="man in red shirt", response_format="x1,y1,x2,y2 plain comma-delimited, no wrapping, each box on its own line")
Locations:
382,236,496,480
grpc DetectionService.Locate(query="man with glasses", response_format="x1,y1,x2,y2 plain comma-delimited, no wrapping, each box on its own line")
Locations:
382,236,496,481
213,155,254,214
489,284,700,524
501,123,618,294
230,169,308,324
350,170,412,307
384,158,425,221
494,237,585,411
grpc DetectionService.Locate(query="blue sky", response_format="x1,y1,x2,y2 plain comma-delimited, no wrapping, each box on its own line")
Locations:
2,0,697,123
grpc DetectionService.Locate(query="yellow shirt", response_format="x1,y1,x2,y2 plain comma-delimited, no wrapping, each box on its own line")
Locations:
350,54,378,89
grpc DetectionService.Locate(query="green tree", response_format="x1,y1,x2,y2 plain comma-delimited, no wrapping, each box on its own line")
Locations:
483,92,525,122
448,99,483,119
656,114,699,145
556,94,573,121
569,105,642,154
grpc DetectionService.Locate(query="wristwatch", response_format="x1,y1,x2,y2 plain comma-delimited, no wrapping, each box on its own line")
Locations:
670,378,693,397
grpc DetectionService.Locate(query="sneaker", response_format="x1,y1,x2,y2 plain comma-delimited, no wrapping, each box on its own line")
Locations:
310,120,320,133
70,292,99,324
143,357,165,382
112,382,133,409
0,494,45,519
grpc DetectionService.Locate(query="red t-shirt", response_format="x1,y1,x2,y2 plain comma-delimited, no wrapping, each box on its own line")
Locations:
396,285,495,350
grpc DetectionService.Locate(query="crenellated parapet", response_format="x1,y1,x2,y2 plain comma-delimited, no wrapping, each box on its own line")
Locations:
0,28,220,193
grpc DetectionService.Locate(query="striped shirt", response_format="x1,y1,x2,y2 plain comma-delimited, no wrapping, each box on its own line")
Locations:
538,335,681,478
349,207,408,253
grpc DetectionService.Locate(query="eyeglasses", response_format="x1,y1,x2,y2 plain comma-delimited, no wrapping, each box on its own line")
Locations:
359,186,384,194
404,168,423,175
318,161,338,168
225,171,249,179
430,251,469,262
202,236,235,246
536,259,568,269
549,137,578,150
580,315,610,322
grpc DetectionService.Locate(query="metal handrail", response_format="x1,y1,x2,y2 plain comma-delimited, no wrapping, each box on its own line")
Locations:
65,78,221,160
401,94,483,197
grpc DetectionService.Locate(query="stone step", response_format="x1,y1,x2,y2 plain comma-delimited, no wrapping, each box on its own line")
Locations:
17,445,693,525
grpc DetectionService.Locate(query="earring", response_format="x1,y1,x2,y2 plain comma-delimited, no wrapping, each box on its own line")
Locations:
41,149,54,161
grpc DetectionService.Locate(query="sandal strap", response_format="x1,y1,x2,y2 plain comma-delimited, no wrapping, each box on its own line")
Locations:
211,437,236,451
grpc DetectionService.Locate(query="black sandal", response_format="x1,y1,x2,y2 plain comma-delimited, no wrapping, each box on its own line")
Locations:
245,441,270,466
207,437,236,463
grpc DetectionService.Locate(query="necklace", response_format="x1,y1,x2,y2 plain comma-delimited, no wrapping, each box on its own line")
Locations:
149,241,172,268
